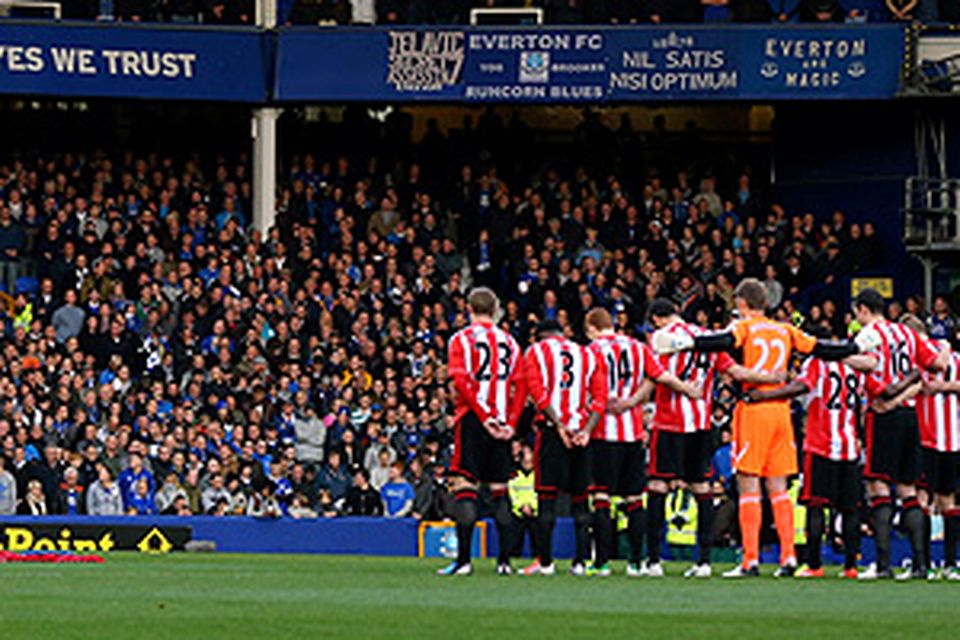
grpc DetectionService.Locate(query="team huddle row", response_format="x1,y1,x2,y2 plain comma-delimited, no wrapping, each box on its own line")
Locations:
437,280,960,581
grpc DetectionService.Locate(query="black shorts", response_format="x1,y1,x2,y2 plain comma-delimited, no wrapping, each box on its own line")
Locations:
589,440,645,497
921,447,960,496
864,407,921,485
449,412,513,484
648,429,713,483
534,427,591,496
800,452,862,510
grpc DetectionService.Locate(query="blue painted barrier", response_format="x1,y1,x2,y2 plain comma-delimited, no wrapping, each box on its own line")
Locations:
0,514,933,566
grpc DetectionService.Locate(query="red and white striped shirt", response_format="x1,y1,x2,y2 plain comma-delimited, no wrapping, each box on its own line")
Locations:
797,358,862,461
917,344,960,453
448,321,525,426
589,332,664,442
651,321,735,433
524,335,609,434
864,319,939,407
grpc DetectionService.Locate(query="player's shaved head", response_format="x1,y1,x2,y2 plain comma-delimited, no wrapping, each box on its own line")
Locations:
733,278,767,311
467,287,498,317
900,313,926,336
585,308,614,331
536,319,563,338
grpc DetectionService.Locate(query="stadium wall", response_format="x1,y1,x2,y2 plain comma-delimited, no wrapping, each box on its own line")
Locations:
0,515,932,565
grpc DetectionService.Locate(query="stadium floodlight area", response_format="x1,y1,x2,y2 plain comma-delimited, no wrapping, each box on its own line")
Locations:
0,0,60,19
469,7,544,26
904,177,960,247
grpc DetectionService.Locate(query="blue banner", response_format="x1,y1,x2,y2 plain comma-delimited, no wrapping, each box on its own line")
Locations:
276,25,905,102
0,22,267,102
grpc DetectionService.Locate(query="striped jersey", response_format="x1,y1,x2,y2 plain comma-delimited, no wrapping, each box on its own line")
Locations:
524,335,609,434
796,357,863,461
448,321,525,426
863,319,939,407
651,321,735,433
916,343,960,453
589,332,664,442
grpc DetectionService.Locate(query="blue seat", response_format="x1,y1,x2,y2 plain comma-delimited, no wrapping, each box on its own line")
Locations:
15,277,38,296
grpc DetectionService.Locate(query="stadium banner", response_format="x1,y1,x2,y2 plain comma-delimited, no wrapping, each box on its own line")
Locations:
0,22,267,102
417,520,487,558
275,24,906,102
851,276,894,299
0,519,191,553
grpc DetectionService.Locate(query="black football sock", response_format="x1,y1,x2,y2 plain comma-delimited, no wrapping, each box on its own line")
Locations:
626,501,645,565
537,493,557,567
647,491,666,564
572,494,591,566
454,488,479,567
492,487,513,565
923,508,932,573
841,508,861,570
944,508,960,568
593,498,613,568
870,496,894,572
901,497,926,571
695,493,714,566
806,505,825,570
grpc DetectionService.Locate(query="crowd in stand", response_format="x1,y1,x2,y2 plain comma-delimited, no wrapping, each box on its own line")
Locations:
11,0,955,25
0,111,948,528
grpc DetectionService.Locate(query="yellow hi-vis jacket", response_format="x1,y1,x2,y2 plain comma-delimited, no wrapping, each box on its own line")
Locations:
666,488,698,546
509,469,537,518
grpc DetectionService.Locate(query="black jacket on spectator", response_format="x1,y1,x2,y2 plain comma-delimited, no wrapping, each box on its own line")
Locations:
345,485,382,516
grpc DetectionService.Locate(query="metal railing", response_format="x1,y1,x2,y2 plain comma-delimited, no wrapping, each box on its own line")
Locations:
469,7,544,26
903,176,960,247
0,0,60,19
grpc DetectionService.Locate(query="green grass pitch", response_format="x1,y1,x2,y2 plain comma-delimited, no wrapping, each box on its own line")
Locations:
0,554,955,639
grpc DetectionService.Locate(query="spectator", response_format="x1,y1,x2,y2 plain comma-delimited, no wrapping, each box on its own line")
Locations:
201,474,231,514
247,482,283,518
87,466,125,516
0,456,16,515
0,205,24,293
289,493,318,519
319,449,352,502
369,448,393,490
18,479,48,516
508,444,538,558
56,467,85,515
408,455,435,520
51,289,86,344
345,467,382,516
927,295,956,341
118,453,154,509
885,0,917,19
156,472,188,514
293,399,326,464
351,0,375,22
128,477,158,515
380,462,414,518
763,264,784,310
